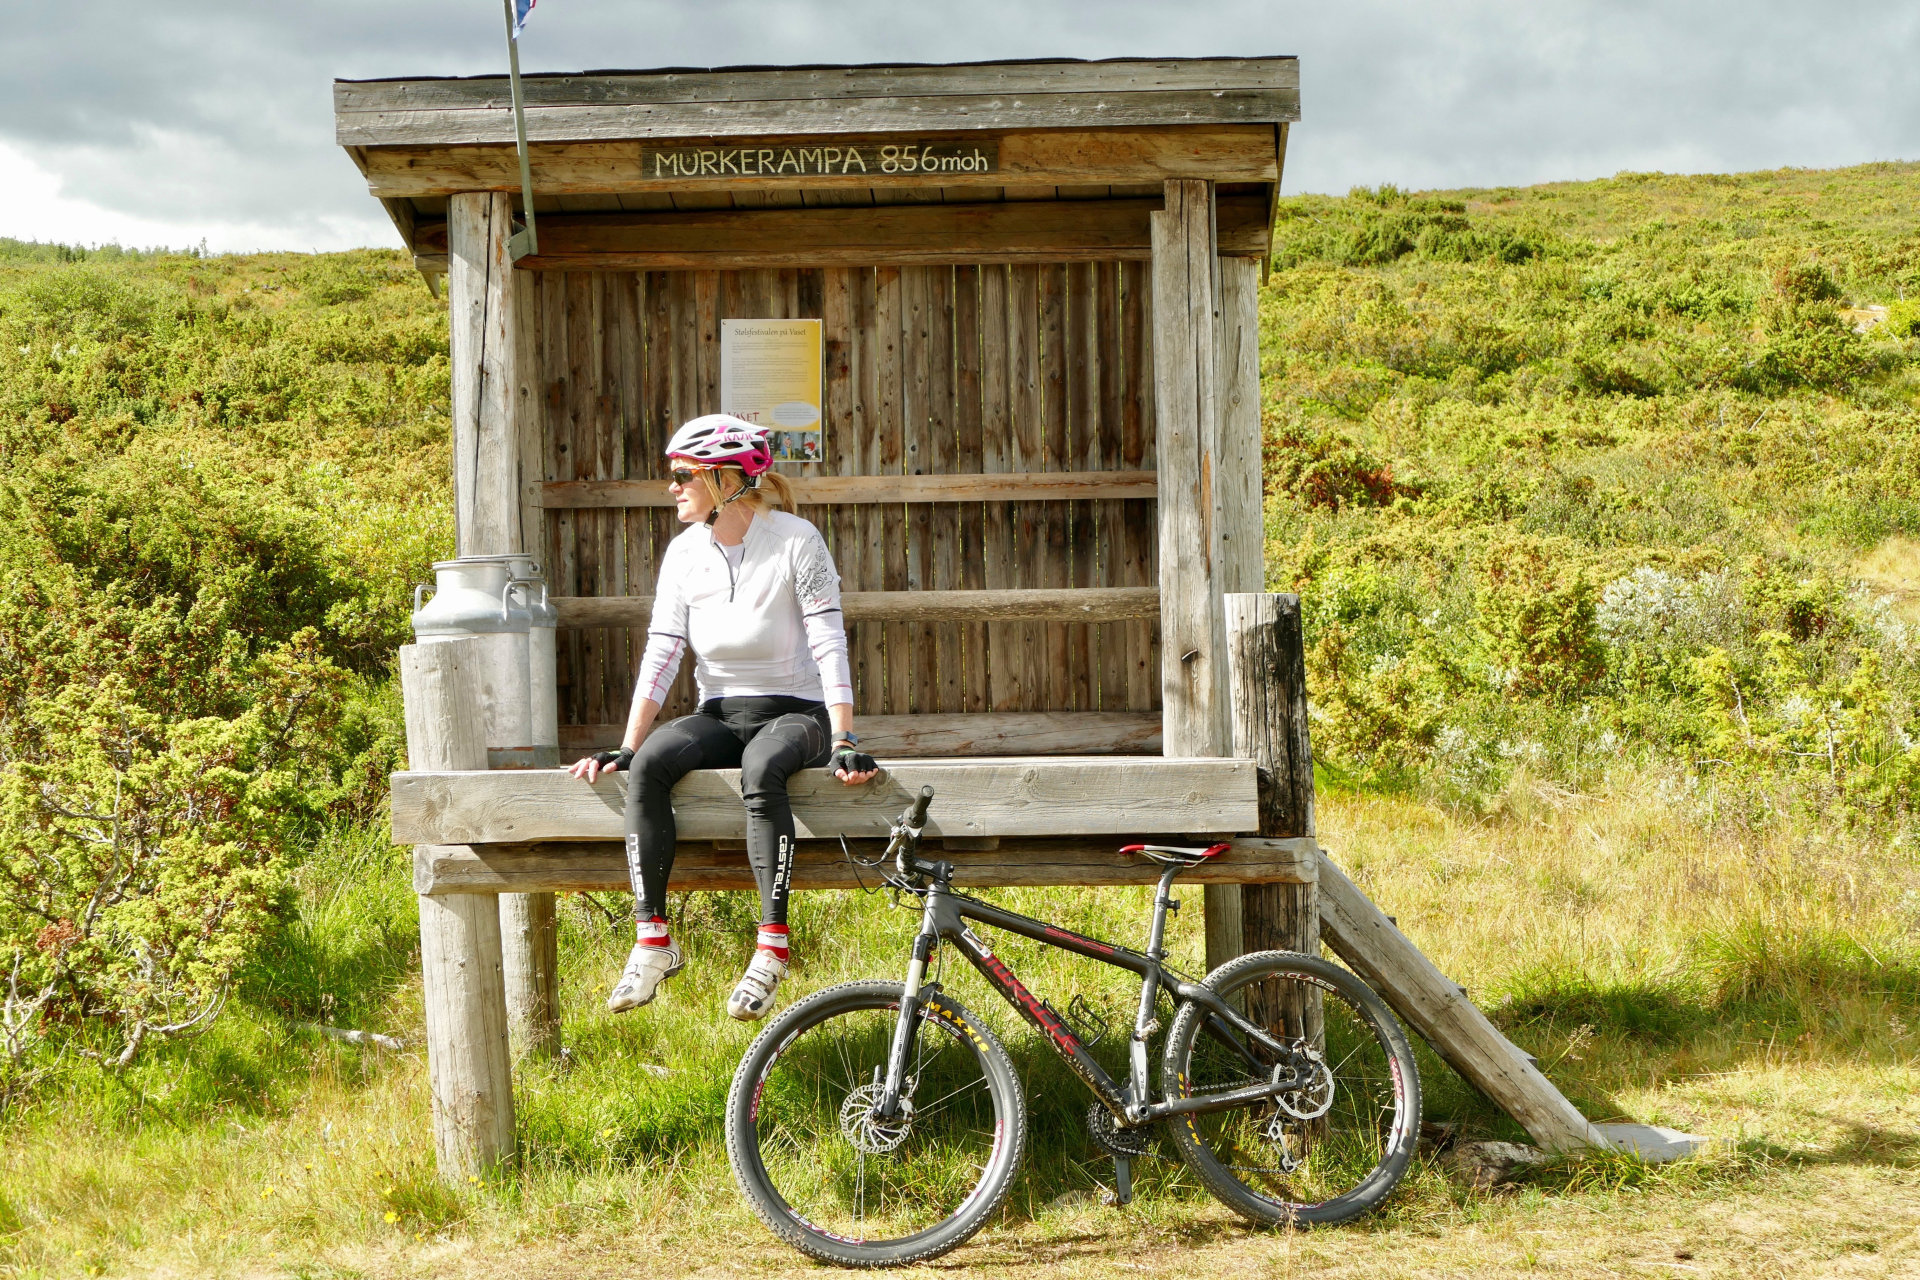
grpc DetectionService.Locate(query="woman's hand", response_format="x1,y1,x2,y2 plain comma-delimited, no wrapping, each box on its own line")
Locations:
570,748,633,782
825,742,878,785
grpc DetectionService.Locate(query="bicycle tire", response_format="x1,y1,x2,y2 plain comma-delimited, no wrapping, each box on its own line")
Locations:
725,979,1027,1268
1161,950,1420,1227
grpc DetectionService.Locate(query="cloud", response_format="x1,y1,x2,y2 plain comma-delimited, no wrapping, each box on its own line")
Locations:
2,0,1916,251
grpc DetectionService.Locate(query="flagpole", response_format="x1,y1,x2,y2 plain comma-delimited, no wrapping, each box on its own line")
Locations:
502,0,538,259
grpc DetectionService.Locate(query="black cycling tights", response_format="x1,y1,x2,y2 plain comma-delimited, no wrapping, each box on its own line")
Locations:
624,696,832,928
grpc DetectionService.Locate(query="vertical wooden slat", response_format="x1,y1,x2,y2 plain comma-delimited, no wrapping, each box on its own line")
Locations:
447,191,519,558
874,266,911,715
980,265,1019,713
952,265,989,714
567,272,607,731
1038,263,1073,713
854,268,886,719
1094,260,1128,714
926,267,962,714
1121,259,1158,714
1006,264,1046,711
1064,262,1098,712
900,267,936,715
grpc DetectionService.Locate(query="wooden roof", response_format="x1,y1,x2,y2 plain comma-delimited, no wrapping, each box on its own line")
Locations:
335,57,1298,269
335,56,1299,148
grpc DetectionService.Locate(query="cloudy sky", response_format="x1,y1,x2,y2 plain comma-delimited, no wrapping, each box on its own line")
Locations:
3,0,1916,253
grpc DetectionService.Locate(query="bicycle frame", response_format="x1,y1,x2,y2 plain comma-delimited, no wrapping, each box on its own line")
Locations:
875,860,1310,1128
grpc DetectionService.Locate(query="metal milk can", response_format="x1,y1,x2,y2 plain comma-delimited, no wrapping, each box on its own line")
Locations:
503,556,560,768
411,556,533,768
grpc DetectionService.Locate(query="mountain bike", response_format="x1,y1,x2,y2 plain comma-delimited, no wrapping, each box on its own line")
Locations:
724,786,1423,1268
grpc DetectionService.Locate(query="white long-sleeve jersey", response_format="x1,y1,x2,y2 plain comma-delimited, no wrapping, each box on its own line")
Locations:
633,509,854,707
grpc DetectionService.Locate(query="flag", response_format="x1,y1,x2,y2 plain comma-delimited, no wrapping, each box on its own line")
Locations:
511,0,536,39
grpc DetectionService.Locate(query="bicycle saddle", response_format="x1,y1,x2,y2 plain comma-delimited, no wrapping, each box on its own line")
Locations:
1120,842,1232,866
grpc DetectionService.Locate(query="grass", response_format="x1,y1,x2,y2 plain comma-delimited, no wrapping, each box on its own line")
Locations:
1,773,1916,1278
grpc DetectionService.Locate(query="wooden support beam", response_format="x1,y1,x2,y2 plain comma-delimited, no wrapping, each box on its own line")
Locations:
552,586,1160,628
399,642,516,1181
410,197,1271,270
1205,255,1270,963
539,468,1158,510
414,835,1318,895
355,126,1281,199
1228,593,1321,1040
447,192,526,557
390,757,1260,845
1154,179,1238,972
1315,850,1606,1153
558,710,1163,757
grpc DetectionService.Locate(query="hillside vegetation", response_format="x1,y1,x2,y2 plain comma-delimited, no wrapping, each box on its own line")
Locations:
0,164,1917,1278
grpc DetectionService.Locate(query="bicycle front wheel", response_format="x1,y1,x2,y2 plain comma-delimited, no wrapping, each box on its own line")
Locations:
725,979,1026,1268
1162,951,1421,1226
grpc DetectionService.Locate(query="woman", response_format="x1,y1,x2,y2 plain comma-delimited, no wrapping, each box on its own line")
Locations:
570,414,877,1022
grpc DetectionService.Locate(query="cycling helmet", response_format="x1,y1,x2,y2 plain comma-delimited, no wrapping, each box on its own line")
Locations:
665,414,773,477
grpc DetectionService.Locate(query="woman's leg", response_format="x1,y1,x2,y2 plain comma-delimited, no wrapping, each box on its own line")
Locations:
727,709,831,1022
623,712,742,919
737,711,833,928
607,712,741,1013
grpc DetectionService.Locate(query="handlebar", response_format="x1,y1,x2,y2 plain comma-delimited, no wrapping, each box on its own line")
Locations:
906,785,934,831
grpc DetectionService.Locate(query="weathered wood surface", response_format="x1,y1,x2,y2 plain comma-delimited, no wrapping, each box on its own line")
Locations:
1152,180,1237,968
355,126,1279,200
1315,851,1606,1153
335,60,1301,147
1150,181,1230,758
523,263,1158,735
390,757,1259,845
339,59,1301,113
540,468,1158,509
399,642,516,1179
414,835,1319,895
552,586,1160,628
1228,593,1321,1039
497,892,559,1061
554,710,1161,757
1201,255,1268,967
411,198,1273,269
447,193,525,557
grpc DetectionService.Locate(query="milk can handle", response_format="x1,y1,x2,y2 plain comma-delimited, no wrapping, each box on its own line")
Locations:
499,582,515,622
413,583,431,613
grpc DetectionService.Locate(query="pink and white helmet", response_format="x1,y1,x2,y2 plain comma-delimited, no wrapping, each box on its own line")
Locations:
665,414,773,476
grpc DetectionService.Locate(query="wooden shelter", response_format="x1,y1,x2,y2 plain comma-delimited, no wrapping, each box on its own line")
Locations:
341,57,1615,1182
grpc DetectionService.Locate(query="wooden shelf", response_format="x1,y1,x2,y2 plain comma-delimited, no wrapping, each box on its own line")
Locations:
553,586,1160,628
390,756,1259,845
539,468,1157,510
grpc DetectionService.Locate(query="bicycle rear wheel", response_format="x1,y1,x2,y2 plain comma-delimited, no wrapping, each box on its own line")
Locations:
1162,951,1420,1226
725,979,1026,1268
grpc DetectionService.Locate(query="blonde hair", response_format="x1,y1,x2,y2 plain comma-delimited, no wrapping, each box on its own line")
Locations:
704,466,794,513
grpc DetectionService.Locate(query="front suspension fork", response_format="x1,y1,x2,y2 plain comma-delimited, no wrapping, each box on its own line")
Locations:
876,924,939,1118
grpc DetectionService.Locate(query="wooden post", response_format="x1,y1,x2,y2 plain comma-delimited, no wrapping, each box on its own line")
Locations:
498,893,559,1059
1152,180,1237,973
1226,593,1320,1040
399,641,518,1179
1316,851,1605,1153
449,190,562,1059
1205,257,1267,967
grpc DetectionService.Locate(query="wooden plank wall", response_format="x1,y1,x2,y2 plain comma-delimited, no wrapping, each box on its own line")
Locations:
527,263,1160,734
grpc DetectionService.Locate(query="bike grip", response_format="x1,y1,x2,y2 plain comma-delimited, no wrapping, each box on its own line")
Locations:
907,785,934,828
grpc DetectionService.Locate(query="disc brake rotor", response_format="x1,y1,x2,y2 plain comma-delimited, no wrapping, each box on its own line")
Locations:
839,1082,914,1155
1275,1044,1334,1121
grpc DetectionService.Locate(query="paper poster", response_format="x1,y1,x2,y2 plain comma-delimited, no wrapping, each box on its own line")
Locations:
720,318,823,462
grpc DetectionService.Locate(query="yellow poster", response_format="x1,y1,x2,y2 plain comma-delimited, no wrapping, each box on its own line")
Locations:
720,318,823,461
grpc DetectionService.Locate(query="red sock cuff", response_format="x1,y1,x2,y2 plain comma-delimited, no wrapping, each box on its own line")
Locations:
756,925,790,960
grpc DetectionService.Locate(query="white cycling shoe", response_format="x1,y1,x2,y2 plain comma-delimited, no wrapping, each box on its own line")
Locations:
727,951,789,1022
606,941,683,1013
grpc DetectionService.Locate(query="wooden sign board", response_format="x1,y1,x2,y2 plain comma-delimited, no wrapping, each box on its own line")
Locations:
721,318,823,461
642,139,999,181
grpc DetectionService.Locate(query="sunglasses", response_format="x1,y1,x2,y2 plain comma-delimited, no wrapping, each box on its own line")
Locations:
668,467,709,486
